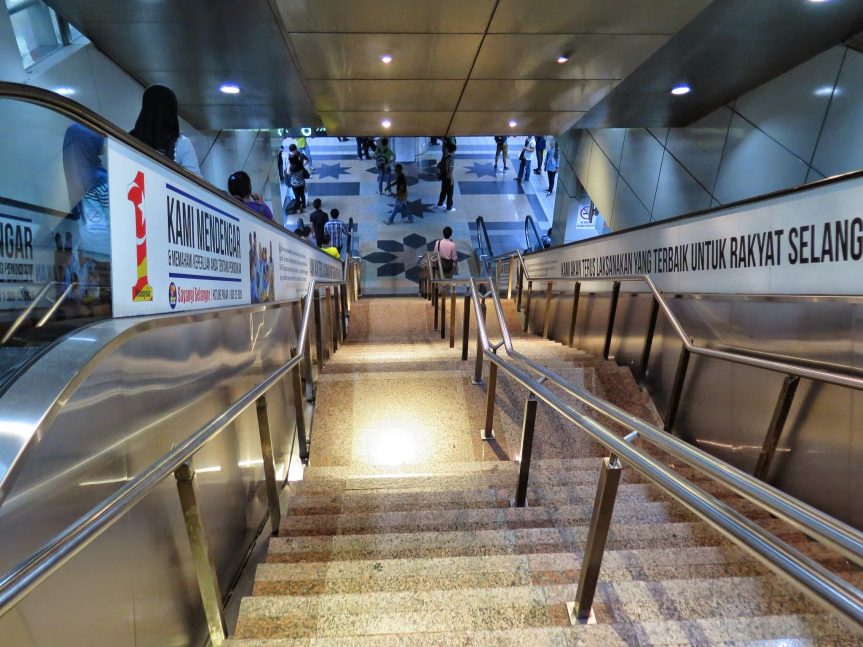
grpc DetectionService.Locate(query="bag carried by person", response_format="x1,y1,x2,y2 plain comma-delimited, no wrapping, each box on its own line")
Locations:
289,172,305,188
302,167,311,180
434,239,456,274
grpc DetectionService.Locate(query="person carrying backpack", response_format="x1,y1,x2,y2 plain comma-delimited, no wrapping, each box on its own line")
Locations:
375,137,395,195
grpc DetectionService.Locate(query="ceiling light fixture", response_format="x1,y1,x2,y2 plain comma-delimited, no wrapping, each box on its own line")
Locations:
55,87,75,96
557,55,569,64
381,54,393,64
508,120,517,128
219,83,240,95
381,119,392,129
671,84,691,96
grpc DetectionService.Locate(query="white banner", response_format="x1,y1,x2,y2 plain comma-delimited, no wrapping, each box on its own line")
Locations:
107,140,341,317
526,175,863,295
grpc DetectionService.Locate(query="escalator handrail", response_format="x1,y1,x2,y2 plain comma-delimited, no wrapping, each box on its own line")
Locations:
475,216,494,261
487,248,863,393
0,82,336,264
0,275,348,619
524,214,543,251
469,277,863,627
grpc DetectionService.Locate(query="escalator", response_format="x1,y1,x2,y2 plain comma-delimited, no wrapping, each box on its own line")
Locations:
524,213,545,253
0,82,356,646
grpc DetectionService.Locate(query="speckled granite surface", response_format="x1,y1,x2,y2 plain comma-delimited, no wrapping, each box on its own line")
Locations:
227,297,863,645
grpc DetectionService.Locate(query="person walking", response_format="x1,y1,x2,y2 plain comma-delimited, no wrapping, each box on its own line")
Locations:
308,198,328,246
324,208,349,254
374,137,395,195
494,135,509,171
515,135,536,183
228,170,274,220
385,163,413,224
287,144,308,213
544,142,560,196
296,133,314,171
533,136,547,175
436,141,456,212
434,226,458,279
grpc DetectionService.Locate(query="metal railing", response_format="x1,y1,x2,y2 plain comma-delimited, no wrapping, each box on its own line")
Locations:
525,214,543,253
0,261,359,645
0,281,98,344
464,275,863,628
484,248,863,479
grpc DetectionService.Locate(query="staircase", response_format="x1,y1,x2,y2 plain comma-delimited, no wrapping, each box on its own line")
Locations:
228,297,862,645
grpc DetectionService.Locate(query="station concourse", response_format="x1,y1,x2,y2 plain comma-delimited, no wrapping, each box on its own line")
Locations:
0,1,862,645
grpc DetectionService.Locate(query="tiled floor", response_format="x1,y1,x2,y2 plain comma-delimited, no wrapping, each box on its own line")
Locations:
281,137,557,295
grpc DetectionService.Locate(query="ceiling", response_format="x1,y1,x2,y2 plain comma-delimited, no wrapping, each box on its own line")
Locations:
44,0,863,136
46,0,710,134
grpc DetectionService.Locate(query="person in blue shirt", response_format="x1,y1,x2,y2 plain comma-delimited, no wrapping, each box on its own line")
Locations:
544,142,560,196
228,170,274,220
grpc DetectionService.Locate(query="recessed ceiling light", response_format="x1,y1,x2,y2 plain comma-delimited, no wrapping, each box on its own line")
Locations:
508,120,517,128
671,84,691,96
55,87,75,96
219,84,240,95
381,119,392,129
557,55,569,64
381,54,393,64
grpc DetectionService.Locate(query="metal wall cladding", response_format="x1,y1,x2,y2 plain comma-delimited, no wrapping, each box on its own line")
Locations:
536,288,863,530
0,299,325,646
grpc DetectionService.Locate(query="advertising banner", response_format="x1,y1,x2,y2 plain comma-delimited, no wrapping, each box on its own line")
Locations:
107,140,341,317
526,176,863,296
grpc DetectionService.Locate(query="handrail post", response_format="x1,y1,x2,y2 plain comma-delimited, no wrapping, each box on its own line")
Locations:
542,281,553,339
754,375,800,481
516,265,524,311
637,297,660,386
568,281,581,348
482,362,497,440
472,298,486,385
433,283,439,330
290,347,309,462
255,395,282,535
339,283,348,338
326,286,338,352
461,292,470,361
603,281,621,360
507,255,515,300
312,288,325,371
515,393,538,507
449,287,456,348
569,454,623,623
174,461,227,646
496,259,502,288
440,286,447,340
523,280,533,332
302,299,315,402
664,346,691,432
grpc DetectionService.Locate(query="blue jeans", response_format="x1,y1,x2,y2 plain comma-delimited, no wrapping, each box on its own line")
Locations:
377,169,391,193
302,145,313,167
388,199,413,223
517,158,532,180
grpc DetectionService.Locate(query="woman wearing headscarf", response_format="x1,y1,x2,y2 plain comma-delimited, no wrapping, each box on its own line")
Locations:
130,84,201,176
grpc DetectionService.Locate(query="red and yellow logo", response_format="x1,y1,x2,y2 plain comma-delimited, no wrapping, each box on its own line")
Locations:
128,171,153,302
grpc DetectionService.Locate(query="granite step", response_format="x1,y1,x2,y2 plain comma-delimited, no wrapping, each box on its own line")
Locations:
233,574,860,640
253,543,849,597
223,611,858,647
266,518,808,564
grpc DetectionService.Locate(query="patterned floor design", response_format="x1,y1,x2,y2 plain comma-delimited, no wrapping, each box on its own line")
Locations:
279,137,556,295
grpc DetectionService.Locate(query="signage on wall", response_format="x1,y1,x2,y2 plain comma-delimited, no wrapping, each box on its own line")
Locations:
524,176,863,296
575,204,595,230
107,140,341,317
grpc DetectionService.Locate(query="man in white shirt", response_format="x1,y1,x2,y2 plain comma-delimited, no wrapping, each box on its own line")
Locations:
516,135,536,183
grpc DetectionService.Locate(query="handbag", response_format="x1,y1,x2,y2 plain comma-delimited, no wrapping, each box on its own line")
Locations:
302,167,311,180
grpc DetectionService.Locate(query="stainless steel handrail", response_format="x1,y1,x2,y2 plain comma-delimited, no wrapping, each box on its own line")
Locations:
481,275,863,567
524,214,543,252
490,248,863,392
0,275,347,627
467,277,863,627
